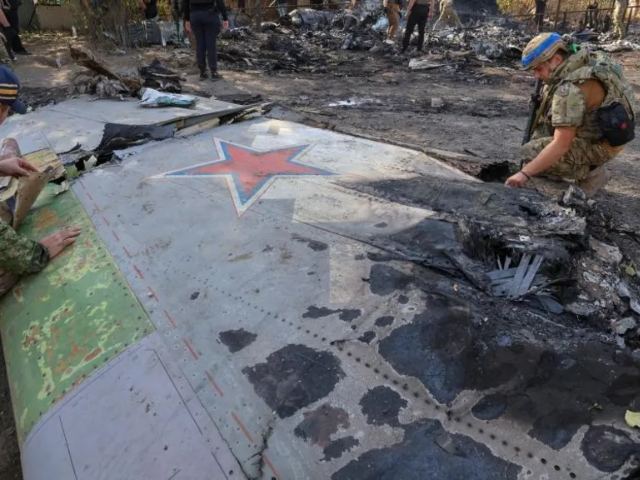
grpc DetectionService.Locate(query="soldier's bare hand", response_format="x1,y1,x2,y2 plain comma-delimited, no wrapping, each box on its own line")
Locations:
0,157,39,178
505,172,528,188
40,227,82,259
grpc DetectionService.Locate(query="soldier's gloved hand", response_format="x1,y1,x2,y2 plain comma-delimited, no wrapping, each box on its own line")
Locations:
0,157,39,178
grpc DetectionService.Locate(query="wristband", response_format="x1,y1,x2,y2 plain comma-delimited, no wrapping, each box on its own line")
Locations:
520,171,531,181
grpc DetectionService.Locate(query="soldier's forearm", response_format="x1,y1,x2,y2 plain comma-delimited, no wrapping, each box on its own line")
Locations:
0,220,50,275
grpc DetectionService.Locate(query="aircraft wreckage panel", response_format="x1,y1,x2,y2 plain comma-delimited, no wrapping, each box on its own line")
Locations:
18,119,640,479
48,96,244,126
0,95,244,155
22,333,239,480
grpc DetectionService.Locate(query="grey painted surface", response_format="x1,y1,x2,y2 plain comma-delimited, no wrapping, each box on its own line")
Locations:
52,118,616,480
23,332,240,480
0,96,243,155
48,96,243,126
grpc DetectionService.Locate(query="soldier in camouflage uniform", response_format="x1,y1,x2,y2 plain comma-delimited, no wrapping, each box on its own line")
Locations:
0,66,81,296
505,32,637,197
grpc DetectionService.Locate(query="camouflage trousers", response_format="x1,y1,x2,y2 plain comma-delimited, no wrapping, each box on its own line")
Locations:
521,137,615,180
613,2,627,38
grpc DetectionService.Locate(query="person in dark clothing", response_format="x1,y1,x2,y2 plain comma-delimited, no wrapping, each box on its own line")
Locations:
2,0,27,56
183,0,229,80
140,0,159,20
402,0,429,53
585,1,598,29
534,0,546,32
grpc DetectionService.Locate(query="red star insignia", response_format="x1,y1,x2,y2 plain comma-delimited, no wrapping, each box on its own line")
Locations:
155,139,333,215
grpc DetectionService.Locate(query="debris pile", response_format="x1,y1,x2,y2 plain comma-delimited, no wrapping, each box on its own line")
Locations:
215,11,538,74
70,45,185,99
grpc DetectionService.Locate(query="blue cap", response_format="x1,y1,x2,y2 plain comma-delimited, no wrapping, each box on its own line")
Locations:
0,66,26,115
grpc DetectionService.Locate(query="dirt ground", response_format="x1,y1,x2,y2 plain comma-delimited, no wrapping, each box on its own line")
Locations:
2,30,640,478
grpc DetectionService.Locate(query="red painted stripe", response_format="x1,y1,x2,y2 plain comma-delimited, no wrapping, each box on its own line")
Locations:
183,339,198,361
122,246,132,258
205,371,224,397
263,455,281,480
92,202,101,213
133,265,144,280
79,180,86,190
112,230,120,242
147,286,158,301
164,309,177,328
231,412,254,444
86,191,93,201
102,216,110,227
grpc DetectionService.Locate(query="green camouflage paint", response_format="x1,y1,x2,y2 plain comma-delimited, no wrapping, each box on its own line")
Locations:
0,185,153,444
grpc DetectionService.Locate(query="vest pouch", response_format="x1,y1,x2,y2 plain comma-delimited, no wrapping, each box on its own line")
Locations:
597,102,635,147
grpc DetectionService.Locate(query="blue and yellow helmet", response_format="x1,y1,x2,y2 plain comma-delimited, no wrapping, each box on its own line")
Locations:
521,32,569,71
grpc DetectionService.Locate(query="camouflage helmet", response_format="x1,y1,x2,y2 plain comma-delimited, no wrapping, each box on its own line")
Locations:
521,32,569,70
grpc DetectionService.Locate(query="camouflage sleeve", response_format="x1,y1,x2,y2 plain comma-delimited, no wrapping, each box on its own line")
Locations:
0,219,50,274
551,82,587,127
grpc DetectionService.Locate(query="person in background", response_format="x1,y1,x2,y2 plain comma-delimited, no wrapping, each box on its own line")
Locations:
613,0,628,38
0,66,81,296
535,0,546,32
0,7,15,61
382,0,401,43
183,0,229,81
432,0,462,30
140,0,159,21
402,0,429,53
3,0,28,55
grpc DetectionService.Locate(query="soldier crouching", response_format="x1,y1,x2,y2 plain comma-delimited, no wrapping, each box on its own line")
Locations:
505,32,637,197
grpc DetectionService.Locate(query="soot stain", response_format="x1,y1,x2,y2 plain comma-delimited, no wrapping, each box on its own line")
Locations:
303,306,337,319
219,328,257,353
323,437,359,461
606,374,640,406
368,264,413,296
581,425,640,473
303,306,361,322
358,331,376,344
339,309,361,322
332,419,521,480
398,295,409,304
294,404,349,447
472,394,508,421
528,409,593,450
375,316,394,327
355,254,365,260
292,233,328,251
374,222,388,228
190,291,200,300
243,344,345,418
378,294,516,403
360,386,407,427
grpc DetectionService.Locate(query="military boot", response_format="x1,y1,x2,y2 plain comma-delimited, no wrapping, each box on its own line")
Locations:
577,165,612,198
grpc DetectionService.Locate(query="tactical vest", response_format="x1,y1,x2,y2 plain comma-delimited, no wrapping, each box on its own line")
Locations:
532,48,637,142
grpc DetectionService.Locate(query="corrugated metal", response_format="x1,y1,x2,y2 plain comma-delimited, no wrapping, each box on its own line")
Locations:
18,0,38,30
